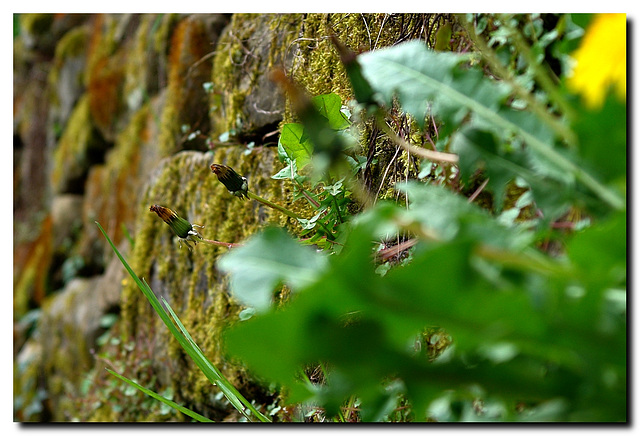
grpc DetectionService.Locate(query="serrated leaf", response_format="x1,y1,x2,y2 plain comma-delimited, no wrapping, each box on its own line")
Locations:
217,227,328,311
396,182,534,250
358,40,623,210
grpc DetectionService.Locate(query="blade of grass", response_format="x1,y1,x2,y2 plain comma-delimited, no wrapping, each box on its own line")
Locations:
95,221,271,422
105,368,214,422
161,296,271,422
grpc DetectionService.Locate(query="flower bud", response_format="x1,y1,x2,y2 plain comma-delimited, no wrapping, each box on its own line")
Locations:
149,205,203,250
210,164,249,199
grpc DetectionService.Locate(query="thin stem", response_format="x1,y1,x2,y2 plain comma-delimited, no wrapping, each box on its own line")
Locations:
248,191,302,220
247,191,336,240
467,178,490,204
295,182,322,208
197,237,240,249
376,116,459,164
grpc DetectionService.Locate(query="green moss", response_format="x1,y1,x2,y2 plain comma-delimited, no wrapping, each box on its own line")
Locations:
94,103,150,246
20,13,54,36
122,15,152,108
47,26,89,110
209,14,301,137
56,25,88,59
157,16,212,156
153,14,181,54
51,94,96,193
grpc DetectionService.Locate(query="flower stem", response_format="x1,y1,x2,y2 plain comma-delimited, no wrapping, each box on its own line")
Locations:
197,237,240,249
247,191,336,240
247,191,302,220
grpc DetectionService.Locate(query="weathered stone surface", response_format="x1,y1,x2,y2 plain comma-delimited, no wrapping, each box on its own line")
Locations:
15,249,125,421
50,194,84,253
13,13,441,421
210,14,299,139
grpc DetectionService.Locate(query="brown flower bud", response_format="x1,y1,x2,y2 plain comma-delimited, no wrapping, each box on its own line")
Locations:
210,164,249,199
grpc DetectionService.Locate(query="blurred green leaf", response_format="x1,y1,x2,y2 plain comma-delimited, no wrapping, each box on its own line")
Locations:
359,40,623,210
452,126,575,220
572,95,626,186
397,182,534,250
217,227,328,311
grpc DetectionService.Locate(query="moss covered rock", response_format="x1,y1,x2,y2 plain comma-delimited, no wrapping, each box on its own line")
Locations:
14,13,448,422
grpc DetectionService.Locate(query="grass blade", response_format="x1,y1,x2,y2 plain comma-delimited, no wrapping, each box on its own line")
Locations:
95,221,271,422
161,296,270,422
106,368,214,422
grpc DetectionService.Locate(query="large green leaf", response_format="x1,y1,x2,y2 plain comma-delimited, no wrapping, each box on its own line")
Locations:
223,185,625,421
358,40,624,211
217,226,328,311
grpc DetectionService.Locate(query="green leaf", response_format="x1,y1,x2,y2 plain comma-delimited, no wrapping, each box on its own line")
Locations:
106,369,213,422
217,226,328,311
572,94,626,185
278,123,313,169
358,40,624,210
312,93,350,130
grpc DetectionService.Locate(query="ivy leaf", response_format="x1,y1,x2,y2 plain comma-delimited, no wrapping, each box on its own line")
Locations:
217,227,328,311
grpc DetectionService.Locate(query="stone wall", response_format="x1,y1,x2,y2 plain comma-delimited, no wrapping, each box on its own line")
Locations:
13,13,445,421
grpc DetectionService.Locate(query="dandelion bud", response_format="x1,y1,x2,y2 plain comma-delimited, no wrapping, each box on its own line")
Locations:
210,164,249,199
149,205,203,250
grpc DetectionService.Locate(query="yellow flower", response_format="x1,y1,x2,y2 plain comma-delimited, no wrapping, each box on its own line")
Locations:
568,14,626,108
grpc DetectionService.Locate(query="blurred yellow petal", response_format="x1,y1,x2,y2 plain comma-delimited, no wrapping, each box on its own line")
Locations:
568,14,626,108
